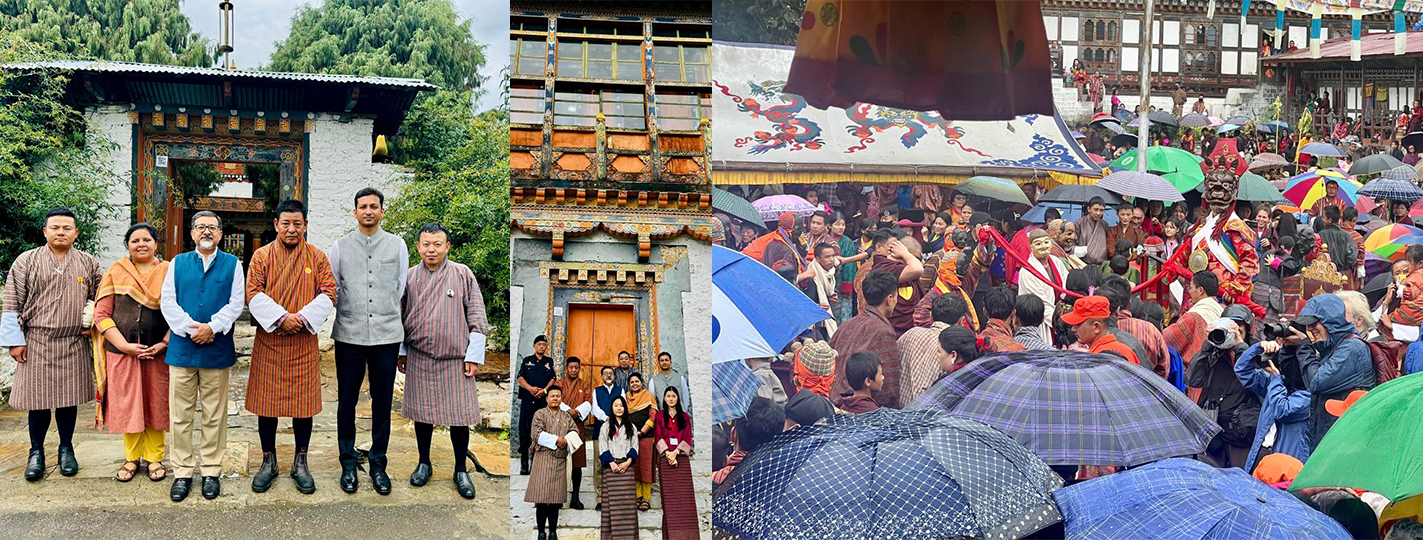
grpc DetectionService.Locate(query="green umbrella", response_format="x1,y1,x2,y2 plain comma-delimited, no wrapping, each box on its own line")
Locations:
713,188,765,227
1195,172,1284,202
1107,147,1206,193
951,176,1032,206
1291,373,1423,501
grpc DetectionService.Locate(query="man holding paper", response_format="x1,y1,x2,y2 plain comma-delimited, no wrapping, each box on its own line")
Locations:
398,223,490,500
558,356,592,510
591,365,623,509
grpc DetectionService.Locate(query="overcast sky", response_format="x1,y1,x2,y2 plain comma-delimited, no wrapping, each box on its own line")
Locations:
182,0,508,112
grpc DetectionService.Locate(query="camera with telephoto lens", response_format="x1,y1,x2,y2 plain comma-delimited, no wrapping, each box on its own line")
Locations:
1260,322,1292,341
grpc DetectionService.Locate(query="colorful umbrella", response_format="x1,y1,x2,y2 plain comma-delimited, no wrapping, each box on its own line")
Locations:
1291,373,1423,501
1281,169,1359,209
712,246,829,362
1096,171,1184,202
911,351,1220,467
1056,458,1351,540
1208,116,1225,127
713,409,1064,540
752,194,818,221
953,176,1032,206
1217,123,1242,134
1107,147,1206,193
1071,130,1086,139
1087,153,1108,165
1365,224,1423,260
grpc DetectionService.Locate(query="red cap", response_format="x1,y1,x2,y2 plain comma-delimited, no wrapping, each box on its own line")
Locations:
1062,296,1112,325
1325,389,1368,417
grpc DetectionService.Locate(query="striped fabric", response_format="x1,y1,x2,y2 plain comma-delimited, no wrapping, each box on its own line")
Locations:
828,309,901,409
912,350,1221,467
400,261,489,426
524,407,577,504
2,246,102,410
244,241,336,418
559,374,592,468
659,453,701,540
601,461,639,540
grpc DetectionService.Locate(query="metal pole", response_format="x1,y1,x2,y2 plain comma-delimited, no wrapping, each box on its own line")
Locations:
1137,0,1156,172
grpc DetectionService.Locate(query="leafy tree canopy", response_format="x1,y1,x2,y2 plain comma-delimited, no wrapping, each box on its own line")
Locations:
266,0,486,92
714,0,804,46
0,0,214,66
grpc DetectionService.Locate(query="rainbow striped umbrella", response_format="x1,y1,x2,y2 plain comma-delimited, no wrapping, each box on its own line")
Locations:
1365,224,1423,260
1282,169,1360,209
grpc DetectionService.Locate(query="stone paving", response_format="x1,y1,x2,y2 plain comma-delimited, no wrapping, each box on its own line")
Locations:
509,454,713,540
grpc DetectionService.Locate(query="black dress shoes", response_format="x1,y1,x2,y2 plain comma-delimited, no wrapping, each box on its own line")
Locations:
23,449,44,482
171,478,192,502
454,471,475,499
340,466,359,494
409,462,432,487
251,452,279,493
537,532,546,540
202,476,221,500
370,468,392,495
290,452,316,494
569,492,584,510
56,445,78,477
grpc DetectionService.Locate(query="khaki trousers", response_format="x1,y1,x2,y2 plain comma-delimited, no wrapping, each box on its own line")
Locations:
168,365,230,478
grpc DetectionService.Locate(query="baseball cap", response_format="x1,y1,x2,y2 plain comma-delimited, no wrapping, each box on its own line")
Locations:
1325,389,1368,417
1061,296,1112,325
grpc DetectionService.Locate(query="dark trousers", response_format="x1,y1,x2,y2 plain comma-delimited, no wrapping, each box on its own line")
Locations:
518,399,540,458
335,341,400,471
28,407,77,450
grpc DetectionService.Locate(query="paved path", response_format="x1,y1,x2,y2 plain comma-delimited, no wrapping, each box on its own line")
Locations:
509,456,713,540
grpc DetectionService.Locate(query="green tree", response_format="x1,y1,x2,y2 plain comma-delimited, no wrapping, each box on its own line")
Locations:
714,0,804,46
0,0,214,66
0,31,118,274
266,0,486,92
383,89,510,348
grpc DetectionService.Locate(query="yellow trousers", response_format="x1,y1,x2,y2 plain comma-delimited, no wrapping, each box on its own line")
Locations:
636,480,652,499
123,427,166,462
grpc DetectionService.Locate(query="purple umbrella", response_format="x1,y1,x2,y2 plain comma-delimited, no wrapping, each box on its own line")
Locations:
752,194,818,221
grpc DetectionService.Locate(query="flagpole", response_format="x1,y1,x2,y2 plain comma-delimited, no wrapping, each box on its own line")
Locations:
1137,0,1155,173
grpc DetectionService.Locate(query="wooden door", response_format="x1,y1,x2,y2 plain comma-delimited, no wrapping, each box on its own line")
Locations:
564,303,637,381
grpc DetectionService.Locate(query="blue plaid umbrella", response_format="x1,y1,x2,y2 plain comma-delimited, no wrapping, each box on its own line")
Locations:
714,409,1063,540
1054,458,1351,540
910,350,1220,467
1360,176,1423,203
713,361,762,424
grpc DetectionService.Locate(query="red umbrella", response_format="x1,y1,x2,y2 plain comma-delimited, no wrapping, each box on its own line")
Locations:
1088,153,1107,165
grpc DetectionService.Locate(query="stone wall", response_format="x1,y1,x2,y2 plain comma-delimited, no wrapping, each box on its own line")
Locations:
88,107,136,267
304,115,406,252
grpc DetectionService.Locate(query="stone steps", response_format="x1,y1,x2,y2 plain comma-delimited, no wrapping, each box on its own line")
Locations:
511,459,669,540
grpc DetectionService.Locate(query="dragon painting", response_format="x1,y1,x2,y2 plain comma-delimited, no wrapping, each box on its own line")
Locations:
714,79,825,154
843,103,989,156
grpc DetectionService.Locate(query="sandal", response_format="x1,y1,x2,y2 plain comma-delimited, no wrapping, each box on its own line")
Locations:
147,461,167,482
115,460,139,482
638,499,650,511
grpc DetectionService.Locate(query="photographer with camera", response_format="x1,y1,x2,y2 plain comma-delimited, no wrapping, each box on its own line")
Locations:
1234,326,1314,474
1277,294,1377,452
1185,304,1261,469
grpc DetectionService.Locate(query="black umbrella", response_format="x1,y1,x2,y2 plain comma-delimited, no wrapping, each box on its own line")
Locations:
1110,133,1138,148
1364,272,1393,308
1037,185,1124,206
1404,131,1423,152
1148,110,1178,127
1349,154,1407,177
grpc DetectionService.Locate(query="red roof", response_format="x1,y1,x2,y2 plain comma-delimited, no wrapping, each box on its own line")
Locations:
1264,31,1423,64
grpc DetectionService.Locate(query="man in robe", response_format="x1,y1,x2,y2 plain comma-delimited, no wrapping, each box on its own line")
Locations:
862,230,924,334
743,212,805,281
1075,198,1111,266
1165,169,1263,319
1018,229,1069,346
557,356,592,509
1,207,103,482
399,222,489,500
245,199,337,495
330,187,408,496
160,211,245,501
1172,83,1188,117
830,270,902,408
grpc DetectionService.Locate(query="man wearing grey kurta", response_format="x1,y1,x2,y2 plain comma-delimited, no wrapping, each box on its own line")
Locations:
649,351,692,414
329,188,408,496
1,208,103,482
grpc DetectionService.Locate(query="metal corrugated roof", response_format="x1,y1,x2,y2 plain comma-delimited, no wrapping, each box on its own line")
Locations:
1,60,437,89
1263,32,1423,64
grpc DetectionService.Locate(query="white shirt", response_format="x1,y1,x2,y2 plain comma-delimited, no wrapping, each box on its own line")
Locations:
160,250,246,338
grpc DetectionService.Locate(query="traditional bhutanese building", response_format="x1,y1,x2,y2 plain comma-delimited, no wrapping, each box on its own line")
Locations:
507,0,712,455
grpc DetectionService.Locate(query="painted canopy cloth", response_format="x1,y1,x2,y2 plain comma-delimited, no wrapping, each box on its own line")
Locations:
712,41,1099,177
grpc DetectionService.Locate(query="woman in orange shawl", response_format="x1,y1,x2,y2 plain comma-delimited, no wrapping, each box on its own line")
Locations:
92,223,170,482
625,372,659,511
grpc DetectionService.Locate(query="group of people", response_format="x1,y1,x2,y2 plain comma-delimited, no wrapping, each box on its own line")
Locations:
713,165,1423,537
516,341,698,539
1,188,490,502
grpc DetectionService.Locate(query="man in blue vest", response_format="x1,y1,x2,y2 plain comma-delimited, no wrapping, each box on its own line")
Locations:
590,365,622,510
159,211,245,502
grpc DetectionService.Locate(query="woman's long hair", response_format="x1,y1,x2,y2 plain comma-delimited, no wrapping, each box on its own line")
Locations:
607,395,635,441
660,385,690,432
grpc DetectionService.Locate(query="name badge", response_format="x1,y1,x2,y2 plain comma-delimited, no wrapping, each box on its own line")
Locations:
669,437,679,446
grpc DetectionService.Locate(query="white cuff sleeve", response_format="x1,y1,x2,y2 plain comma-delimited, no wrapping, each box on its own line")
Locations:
464,332,486,364
296,294,334,334
0,313,25,347
248,293,286,332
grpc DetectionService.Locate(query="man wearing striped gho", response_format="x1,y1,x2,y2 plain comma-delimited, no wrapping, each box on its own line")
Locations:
399,222,490,499
1,207,103,483
245,199,338,495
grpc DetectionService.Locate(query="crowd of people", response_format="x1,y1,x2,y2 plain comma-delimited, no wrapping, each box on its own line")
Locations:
516,340,699,539
1,189,491,502
711,171,1423,538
